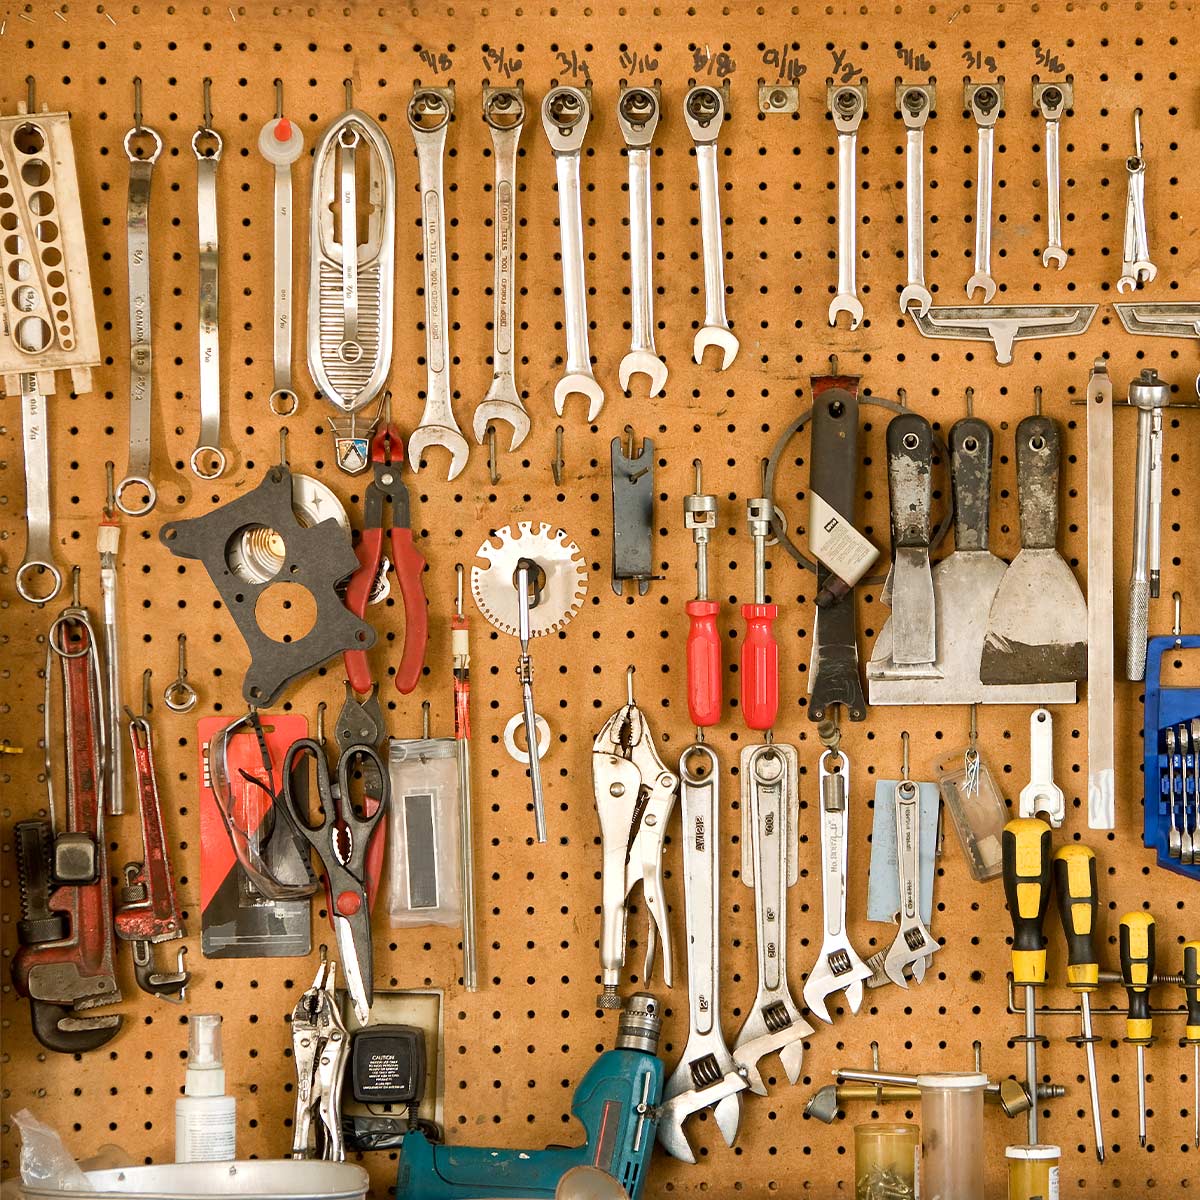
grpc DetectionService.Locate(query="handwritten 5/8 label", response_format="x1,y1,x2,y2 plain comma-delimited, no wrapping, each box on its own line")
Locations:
692,43,737,77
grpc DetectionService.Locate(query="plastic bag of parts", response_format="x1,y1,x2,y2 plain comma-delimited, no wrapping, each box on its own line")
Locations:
387,737,462,928
934,744,1007,883
12,1109,93,1191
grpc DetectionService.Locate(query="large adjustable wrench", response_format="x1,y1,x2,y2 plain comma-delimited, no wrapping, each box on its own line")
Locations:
803,750,871,1022
657,745,747,1162
882,773,940,988
734,744,811,1095
474,84,530,451
964,78,1004,303
827,81,867,330
542,84,604,422
897,80,935,316
617,83,668,398
1034,76,1073,270
408,85,469,481
684,82,738,370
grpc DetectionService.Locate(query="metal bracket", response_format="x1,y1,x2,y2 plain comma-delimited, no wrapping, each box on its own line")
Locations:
611,428,656,596
758,80,799,114
1115,302,1200,393
907,303,1098,364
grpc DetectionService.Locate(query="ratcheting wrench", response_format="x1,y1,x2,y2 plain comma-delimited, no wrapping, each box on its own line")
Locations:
1118,108,1156,293
827,80,867,330
882,763,940,988
617,83,668,399
542,84,604,422
1034,76,1073,270
684,82,738,370
804,750,871,1021
964,78,1004,304
474,83,530,452
1020,708,1066,828
897,80,935,316
408,85,469,481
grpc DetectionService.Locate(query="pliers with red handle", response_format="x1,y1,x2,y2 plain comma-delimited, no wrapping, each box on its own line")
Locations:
343,423,429,694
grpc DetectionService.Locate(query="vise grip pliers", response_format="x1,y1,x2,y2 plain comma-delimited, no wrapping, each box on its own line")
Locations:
291,949,350,1162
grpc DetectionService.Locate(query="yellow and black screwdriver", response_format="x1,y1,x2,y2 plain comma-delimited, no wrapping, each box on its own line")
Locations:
1183,940,1200,1149
1052,844,1105,1161
1119,911,1157,1148
1003,817,1053,1145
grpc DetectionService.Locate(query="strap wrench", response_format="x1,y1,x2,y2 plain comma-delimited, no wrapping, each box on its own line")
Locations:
897,80,935,316
408,84,469,481
827,80,867,330
964,78,1004,304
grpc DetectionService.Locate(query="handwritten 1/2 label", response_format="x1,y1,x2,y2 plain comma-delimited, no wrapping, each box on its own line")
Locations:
829,46,865,83
761,43,806,83
618,46,659,74
417,47,453,75
481,44,522,79
692,44,737,77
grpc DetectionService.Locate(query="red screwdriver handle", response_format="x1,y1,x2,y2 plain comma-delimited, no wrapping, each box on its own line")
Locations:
686,599,722,729
740,602,779,732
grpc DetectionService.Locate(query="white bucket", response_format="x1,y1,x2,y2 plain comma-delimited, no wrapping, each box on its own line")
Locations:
20,1161,369,1200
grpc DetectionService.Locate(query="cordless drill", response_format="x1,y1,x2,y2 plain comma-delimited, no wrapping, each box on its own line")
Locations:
396,994,664,1200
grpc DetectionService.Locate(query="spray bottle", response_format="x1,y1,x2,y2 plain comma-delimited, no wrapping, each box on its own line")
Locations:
175,1013,237,1162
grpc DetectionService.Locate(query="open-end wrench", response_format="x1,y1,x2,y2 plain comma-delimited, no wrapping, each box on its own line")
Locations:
657,744,747,1163
897,80,935,316
617,83,668,399
542,84,604,422
734,744,812,1095
474,84,530,452
684,82,738,370
964,78,1004,304
882,769,940,988
1118,108,1156,293
1019,708,1066,828
1034,76,1072,270
408,85,469,481
803,749,872,1022
827,80,867,329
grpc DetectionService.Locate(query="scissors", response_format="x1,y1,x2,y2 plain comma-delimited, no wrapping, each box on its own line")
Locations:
281,737,388,1025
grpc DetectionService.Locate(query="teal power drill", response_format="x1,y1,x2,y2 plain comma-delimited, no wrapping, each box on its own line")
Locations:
396,994,664,1200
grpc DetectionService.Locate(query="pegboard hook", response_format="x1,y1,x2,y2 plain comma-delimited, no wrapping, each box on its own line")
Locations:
1034,384,1043,416
1174,591,1183,643
422,699,431,739
965,386,975,417
274,78,284,120
133,77,143,131
1132,106,1144,159
455,562,465,619
626,665,636,708
552,425,565,487
104,461,116,520
486,424,499,485
25,75,35,112
202,77,213,131
900,730,911,781
278,426,290,466
344,78,354,110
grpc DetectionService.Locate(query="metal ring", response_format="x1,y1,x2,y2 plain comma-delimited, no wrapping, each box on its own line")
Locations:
483,90,526,130
503,712,550,765
124,124,163,165
764,394,954,585
189,445,227,480
191,127,223,160
114,474,158,517
269,388,299,417
15,559,63,604
163,678,198,714
48,612,92,658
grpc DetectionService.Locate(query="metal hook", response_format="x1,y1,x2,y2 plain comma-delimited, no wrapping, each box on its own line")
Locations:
693,458,703,492
202,77,213,130
1174,591,1183,642
1033,385,1043,416
176,946,190,1003
900,730,911,780
965,386,975,417
759,457,769,496
552,425,565,487
969,702,978,749
279,426,290,466
421,700,431,739
973,1040,983,1072
455,562,465,619
163,633,198,714
274,78,284,120
316,700,327,746
626,665,636,708
138,668,153,719
344,78,354,109
486,425,499,485
133,76,144,131
104,461,116,520
829,353,839,377
897,386,908,409
71,564,81,607
25,75,35,113
1132,106,1144,158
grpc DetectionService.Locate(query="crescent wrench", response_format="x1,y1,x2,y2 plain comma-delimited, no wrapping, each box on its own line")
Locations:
965,77,1004,304
827,80,867,330
897,79,935,316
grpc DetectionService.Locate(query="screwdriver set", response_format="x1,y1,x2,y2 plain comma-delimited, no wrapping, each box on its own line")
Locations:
3,6,1200,1200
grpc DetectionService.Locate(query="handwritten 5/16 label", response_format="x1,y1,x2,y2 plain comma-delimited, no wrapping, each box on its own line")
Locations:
1034,44,1067,72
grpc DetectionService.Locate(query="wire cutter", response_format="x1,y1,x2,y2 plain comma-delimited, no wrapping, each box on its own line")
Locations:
291,948,350,1162
343,419,429,695
592,667,678,1008
281,738,388,1026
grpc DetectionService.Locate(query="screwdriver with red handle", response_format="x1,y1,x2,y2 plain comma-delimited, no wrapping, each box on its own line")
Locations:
684,460,720,734
741,468,778,734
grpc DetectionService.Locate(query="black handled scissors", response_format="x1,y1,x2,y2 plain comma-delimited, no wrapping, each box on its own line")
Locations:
281,737,388,1025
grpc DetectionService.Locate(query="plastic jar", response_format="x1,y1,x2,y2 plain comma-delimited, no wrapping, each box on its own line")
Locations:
917,1071,987,1200
854,1123,919,1199
1006,1144,1061,1200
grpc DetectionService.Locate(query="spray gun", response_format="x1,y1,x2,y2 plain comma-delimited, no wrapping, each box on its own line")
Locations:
395,993,664,1200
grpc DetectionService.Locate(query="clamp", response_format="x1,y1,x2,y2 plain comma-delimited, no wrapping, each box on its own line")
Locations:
291,949,351,1162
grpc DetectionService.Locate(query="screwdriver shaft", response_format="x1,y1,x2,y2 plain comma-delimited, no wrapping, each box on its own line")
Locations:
1194,1044,1199,1148
1025,982,1038,1144
1080,992,1105,1161
1137,1043,1147,1146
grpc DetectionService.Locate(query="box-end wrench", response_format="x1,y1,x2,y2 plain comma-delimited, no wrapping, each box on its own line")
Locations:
617,82,668,399
684,82,738,370
542,84,604,422
1034,76,1073,270
1019,707,1066,828
14,360,62,604
474,83,530,452
657,744,747,1163
408,85,469,482
803,749,872,1022
827,81,867,330
734,744,812,1095
1118,107,1156,293
897,79,935,316
964,77,1004,304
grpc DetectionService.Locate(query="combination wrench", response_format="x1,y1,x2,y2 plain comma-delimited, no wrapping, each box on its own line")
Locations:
474,83,530,452
897,80,935,316
1118,107,1156,293
827,80,867,330
964,77,1004,304
258,79,305,417
684,82,738,369
617,83,668,399
1019,707,1066,828
542,84,604,422
408,84,469,481
1034,76,1073,270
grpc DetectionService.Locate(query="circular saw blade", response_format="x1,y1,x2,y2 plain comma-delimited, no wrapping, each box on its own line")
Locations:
471,521,588,637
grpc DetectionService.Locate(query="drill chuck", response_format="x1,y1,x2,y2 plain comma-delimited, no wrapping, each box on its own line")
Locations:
616,992,661,1055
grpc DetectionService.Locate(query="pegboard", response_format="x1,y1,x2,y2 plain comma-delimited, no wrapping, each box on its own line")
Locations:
1,1,1199,1195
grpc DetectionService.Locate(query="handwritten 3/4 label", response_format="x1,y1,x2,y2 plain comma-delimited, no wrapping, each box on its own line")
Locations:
761,43,806,83
555,48,591,79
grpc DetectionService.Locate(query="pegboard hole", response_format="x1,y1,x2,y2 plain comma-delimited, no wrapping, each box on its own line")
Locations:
255,582,317,643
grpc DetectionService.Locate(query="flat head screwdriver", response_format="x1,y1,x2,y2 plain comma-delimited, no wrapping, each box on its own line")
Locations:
1052,844,1105,1161
741,463,779,734
452,564,478,992
1183,940,1200,1149
1119,910,1157,1148
683,460,720,734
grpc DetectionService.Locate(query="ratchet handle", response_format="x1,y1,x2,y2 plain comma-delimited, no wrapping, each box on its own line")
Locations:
686,599,722,729
388,526,429,695
740,602,779,732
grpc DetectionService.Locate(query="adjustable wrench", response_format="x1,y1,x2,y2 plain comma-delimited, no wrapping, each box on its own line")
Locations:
474,84,530,451
964,78,1004,304
1034,76,1072,270
1019,707,1065,828
617,83,668,399
897,80,935,316
542,84,604,421
1118,108,1156,293
827,81,867,330
882,773,940,988
657,745,747,1162
684,82,738,370
803,750,871,1022
734,744,812,1095
408,85,469,481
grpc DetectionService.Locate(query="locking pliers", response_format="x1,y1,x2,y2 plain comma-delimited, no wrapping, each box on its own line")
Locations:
291,950,350,1161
